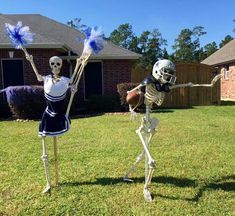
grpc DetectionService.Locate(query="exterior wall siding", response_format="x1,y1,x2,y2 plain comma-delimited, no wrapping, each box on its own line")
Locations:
0,49,133,101
0,49,69,88
103,59,132,96
220,63,235,100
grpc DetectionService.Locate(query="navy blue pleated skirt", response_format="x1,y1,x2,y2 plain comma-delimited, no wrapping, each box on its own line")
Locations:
39,98,70,137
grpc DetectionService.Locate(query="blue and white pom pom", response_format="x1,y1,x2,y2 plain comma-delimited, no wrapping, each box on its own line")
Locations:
5,21,34,49
82,26,105,54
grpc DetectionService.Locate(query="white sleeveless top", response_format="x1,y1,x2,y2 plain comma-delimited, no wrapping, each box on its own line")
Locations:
43,75,71,102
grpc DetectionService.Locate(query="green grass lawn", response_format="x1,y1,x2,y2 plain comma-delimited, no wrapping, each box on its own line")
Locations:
0,105,234,215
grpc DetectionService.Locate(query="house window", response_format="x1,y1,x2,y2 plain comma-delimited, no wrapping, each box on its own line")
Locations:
1,59,24,88
223,64,230,80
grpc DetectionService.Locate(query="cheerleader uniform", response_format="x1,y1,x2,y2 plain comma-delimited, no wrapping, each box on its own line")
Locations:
39,75,71,137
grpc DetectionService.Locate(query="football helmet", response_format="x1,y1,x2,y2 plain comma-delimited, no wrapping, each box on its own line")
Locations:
152,59,176,84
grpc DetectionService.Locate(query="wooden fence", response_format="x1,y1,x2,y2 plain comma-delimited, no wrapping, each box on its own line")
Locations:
131,63,220,107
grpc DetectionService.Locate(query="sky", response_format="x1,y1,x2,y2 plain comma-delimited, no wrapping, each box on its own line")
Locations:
0,0,234,53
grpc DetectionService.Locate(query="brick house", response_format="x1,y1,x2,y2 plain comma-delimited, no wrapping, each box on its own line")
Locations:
202,39,235,100
0,14,140,103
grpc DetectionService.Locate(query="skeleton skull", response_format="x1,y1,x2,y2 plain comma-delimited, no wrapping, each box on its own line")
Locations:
49,56,62,76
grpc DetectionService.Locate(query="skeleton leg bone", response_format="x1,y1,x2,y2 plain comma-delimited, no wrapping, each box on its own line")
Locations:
123,149,145,182
137,129,156,202
136,116,158,202
41,136,51,194
123,119,156,182
53,136,59,186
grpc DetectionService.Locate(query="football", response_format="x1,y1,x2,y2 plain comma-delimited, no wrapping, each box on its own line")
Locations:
126,90,144,106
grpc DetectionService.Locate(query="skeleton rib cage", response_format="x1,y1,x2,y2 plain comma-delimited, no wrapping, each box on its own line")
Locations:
145,83,165,107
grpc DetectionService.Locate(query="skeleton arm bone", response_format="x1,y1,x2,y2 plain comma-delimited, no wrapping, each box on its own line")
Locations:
22,47,43,82
70,52,90,85
170,74,222,89
66,52,90,116
127,84,144,94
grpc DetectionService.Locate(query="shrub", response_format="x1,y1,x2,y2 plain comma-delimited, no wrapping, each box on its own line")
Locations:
4,86,46,119
117,83,139,110
85,94,122,113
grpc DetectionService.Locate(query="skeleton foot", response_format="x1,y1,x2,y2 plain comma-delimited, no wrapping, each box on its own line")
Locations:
42,185,51,194
143,188,153,202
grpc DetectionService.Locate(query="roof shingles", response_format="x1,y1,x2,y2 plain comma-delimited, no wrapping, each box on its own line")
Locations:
201,39,235,66
0,14,140,59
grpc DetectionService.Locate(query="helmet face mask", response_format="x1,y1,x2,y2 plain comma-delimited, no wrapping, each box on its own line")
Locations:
152,59,177,85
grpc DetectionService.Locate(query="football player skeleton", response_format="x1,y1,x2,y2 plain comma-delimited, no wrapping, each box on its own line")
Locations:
125,59,221,202
5,22,104,194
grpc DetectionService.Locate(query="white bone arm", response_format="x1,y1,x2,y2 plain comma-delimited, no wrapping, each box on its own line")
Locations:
170,74,222,89
66,52,91,116
70,52,90,85
127,84,144,94
21,47,43,82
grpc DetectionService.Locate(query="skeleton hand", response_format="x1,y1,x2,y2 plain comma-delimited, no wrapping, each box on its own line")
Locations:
26,54,33,62
70,84,78,93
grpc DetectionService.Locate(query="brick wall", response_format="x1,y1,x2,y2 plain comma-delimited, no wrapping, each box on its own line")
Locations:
0,49,70,88
220,62,235,100
103,59,132,95
0,49,133,101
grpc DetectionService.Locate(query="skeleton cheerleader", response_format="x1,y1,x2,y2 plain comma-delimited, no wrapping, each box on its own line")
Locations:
24,55,72,193
125,59,221,202
5,22,104,193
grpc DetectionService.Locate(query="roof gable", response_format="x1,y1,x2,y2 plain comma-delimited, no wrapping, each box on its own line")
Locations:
201,39,235,66
0,14,141,59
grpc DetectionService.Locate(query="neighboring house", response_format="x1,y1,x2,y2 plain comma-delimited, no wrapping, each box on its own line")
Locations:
202,39,235,100
0,14,140,103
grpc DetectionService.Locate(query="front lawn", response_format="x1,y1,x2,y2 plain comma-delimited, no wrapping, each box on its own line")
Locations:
0,105,234,215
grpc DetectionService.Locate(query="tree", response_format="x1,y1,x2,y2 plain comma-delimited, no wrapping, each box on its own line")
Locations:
172,28,195,62
219,35,233,48
172,26,206,63
108,23,135,50
67,18,86,31
162,48,169,59
108,24,167,71
128,36,140,53
203,42,218,58
135,29,166,70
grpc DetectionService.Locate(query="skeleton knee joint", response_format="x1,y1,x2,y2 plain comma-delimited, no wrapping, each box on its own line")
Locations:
42,154,48,161
149,160,156,169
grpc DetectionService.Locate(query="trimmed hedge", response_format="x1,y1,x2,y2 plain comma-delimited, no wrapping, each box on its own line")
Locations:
4,86,46,119
2,85,132,119
117,83,139,110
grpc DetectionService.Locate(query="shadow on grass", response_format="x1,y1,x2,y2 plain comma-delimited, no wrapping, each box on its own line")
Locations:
60,175,235,202
151,106,196,113
154,175,235,202
70,112,104,119
137,108,175,114
60,175,197,187
187,175,235,202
